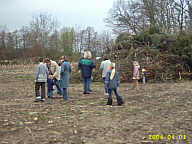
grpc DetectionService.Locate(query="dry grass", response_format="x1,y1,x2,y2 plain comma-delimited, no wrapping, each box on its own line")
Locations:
0,66,191,144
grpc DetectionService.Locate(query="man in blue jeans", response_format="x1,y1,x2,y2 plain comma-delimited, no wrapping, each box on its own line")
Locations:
78,50,96,94
100,56,111,96
34,57,48,102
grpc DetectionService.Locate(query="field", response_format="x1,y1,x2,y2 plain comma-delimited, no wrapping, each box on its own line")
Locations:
0,65,192,144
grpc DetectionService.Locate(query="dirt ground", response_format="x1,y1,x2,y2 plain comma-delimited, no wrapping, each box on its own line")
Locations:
0,69,192,144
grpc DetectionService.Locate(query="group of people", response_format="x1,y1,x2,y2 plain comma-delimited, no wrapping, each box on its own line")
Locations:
34,50,143,106
34,56,71,102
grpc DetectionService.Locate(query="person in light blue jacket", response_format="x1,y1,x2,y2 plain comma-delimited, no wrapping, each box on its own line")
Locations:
60,56,71,101
34,57,48,102
105,63,124,106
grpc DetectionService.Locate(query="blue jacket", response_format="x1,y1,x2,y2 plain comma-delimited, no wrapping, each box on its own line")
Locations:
105,69,120,89
60,61,71,88
78,58,96,78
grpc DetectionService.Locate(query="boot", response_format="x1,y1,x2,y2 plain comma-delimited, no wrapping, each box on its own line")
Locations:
117,97,124,106
106,98,112,105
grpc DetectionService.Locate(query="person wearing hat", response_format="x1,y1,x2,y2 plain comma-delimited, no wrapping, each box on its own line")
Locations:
105,63,124,106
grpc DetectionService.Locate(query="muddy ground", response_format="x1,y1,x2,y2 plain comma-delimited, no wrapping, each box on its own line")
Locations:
0,69,192,144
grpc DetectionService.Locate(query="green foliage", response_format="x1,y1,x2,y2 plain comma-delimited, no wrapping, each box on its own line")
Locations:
115,32,131,44
60,28,75,57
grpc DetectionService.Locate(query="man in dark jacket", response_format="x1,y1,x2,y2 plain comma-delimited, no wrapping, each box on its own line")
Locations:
78,51,96,94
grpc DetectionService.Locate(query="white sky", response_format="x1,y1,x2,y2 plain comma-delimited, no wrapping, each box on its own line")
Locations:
0,0,115,33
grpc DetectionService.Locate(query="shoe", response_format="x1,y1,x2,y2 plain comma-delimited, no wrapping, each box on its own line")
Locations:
40,98,45,102
117,97,124,106
106,98,112,105
83,92,90,94
34,99,41,102
104,92,108,96
48,96,54,99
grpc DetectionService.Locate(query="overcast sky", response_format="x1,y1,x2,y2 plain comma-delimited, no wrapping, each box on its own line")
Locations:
0,0,115,33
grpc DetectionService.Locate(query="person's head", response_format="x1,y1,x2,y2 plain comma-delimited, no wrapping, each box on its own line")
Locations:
133,61,139,66
44,58,51,65
60,56,64,62
58,61,61,66
61,56,68,61
104,55,108,61
84,51,92,59
110,63,116,69
38,57,44,63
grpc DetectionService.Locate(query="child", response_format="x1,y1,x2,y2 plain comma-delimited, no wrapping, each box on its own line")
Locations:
47,65,54,98
141,68,146,84
105,63,124,106
132,61,140,90
34,57,48,102
47,76,54,98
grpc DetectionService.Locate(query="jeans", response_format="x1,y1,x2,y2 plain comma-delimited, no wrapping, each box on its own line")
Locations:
83,78,89,93
103,77,108,93
54,78,62,95
63,88,68,100
108,88,120,100
87,77,92,92
35,82,45,99
47,89,53,98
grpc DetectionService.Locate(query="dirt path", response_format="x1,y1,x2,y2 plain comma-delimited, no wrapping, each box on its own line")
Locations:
0,72,191,144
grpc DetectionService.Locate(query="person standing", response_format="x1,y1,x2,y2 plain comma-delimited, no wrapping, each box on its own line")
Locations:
44,58,61,98
60,56,71,101
78,50,96,94
34,57,48,102
99,55,111,95
105,63,124,106
132,60,140,90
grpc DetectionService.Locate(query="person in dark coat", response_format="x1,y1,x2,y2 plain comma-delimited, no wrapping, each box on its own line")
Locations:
78,50,96,94
60,56,71,101
105,63,124,106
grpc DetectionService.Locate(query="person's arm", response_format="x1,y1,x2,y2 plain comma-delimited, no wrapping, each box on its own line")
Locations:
46,66,49,78
69,63,72,73
105,71,110,88
78,61,81,73
91,61,96,69
99,62,104,71
61,63,64,74
116,71,120,86
53,62,59,79
34,65,39,82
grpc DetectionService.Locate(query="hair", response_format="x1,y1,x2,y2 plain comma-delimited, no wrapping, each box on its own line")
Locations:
39,57,44,62
104,55,108,60
133,61,139,66
111,63,116,68
44,58,50,63
84,51,92,59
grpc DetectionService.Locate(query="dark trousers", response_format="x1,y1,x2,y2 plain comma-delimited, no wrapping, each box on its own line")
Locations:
108,88,120,100
63,88,68,100
35,82,45,99
103,77,109,93
83,78,89,93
